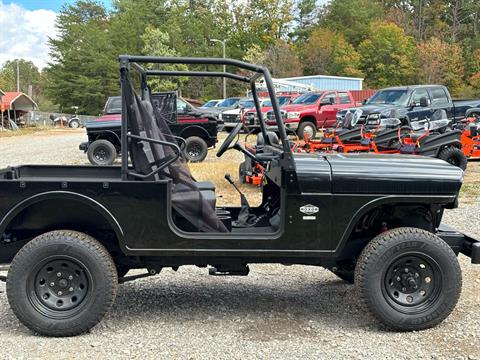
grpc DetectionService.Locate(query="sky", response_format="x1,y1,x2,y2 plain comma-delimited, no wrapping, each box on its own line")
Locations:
0,1,112,69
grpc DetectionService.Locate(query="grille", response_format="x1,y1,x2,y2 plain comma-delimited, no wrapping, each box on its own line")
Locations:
266,110,285,121
222,114,240,123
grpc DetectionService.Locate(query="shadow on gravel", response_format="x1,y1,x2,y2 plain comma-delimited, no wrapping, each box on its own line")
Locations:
108,276,375,339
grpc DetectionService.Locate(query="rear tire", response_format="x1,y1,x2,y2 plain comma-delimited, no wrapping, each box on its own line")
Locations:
87,139,117,166
437,146,467,170
297,121,316,140
355,227,462,331
69,119,80,129
7,230,118,337
239,161,247,183
184,136,208,162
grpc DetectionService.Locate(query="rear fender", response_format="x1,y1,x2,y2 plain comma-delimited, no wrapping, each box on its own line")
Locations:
0,191,125,262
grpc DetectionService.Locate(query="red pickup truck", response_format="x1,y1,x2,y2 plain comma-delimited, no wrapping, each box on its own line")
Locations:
265,90,359,139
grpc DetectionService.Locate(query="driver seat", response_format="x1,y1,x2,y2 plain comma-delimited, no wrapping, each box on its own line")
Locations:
124,78,227,233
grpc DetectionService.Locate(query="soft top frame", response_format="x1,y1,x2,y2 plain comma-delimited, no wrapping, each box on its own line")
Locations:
119,55,291,180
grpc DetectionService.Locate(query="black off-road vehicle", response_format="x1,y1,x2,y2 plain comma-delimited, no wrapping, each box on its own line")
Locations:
0,56,479,337
80,93,218,164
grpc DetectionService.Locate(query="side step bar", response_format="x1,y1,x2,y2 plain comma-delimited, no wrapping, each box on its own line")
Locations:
437,224,480,264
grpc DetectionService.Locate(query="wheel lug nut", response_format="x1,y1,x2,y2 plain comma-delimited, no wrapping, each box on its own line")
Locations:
50,282,55,286
57,272,62,277
396,277,401,281
68,275,73,280
69,287,74,292
402,287,406,291
415,273,419,277
404,268,409,273
58,291,63,296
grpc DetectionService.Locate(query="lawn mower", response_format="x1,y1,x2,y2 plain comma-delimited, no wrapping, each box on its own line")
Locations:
238,131,277,186
458,109,480,159
364,109,467,170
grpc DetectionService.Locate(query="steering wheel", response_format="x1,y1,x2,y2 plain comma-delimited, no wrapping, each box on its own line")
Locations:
217,122,243,157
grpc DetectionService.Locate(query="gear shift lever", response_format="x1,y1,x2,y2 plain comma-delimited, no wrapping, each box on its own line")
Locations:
225,173,250,208
225,173,251,226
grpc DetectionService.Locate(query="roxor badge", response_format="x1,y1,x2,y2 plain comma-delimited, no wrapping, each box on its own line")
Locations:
300,204,319,215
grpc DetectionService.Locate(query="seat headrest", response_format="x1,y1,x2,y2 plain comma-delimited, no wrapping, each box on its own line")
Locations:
257,131,279,146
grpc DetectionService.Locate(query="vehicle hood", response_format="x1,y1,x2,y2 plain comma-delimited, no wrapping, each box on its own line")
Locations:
338,104,401,116
294,152,463,195
222,108,241,115
280,104,314,112
245,106,273,114
85,114,121,129
205,106,236,114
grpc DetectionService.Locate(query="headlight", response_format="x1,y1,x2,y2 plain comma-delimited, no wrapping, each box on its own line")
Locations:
218,113,223,120
286,112,300,119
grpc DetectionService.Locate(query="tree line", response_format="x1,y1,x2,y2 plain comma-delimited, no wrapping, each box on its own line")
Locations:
1,0,480,114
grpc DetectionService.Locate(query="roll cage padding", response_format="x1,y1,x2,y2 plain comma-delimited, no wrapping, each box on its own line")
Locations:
123,74,228,233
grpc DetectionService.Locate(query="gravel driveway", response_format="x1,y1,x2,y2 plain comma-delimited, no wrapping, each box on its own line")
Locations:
0,130,479,359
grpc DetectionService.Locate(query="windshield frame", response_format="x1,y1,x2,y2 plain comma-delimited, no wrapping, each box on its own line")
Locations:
217,98,239,107
201,100,219,108
291,92,323,105
366,89,410,106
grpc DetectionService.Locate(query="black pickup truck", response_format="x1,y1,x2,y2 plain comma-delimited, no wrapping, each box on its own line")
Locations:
0,56,479,337
80,94,218,164
336,85,480,125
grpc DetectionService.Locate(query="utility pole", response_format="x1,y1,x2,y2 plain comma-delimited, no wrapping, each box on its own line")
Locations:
210,39,227,99
16,60,20,92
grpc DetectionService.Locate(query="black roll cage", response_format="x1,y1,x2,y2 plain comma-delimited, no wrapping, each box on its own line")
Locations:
119,55,292,181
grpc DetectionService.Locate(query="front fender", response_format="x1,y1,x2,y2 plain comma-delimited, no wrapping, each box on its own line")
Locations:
334,194,456,256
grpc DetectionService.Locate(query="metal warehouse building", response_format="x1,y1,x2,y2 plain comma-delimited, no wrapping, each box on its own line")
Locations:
278,75,364,91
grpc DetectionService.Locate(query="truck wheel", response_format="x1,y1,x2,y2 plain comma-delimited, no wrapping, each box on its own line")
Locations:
297,121,316,139
87,140,117,166
239,161,247,183
438,147,467,170
184,136,208,162
355,227,462,331
69,119,80,129
6,230,118,337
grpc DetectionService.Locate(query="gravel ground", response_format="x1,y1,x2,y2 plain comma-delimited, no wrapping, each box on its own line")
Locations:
0,129,479,359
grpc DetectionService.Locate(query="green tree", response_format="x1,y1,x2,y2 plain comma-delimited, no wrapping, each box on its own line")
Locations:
141,26,188,92
243,40,303,77
358,21,416,87
46,1,119,114
323,0,384,45
300,27,362,77
0,59,41,94
416,37,464,94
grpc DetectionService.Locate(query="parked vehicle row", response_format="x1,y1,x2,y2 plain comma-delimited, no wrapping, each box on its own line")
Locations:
79,94,218,165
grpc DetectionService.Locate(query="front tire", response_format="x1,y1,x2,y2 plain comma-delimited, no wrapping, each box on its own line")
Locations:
184,136,208,162
355,227,462,331
69,119,80,129
438,146,467,170
7,230,118,337
87,139,117,166
297,121,317,140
